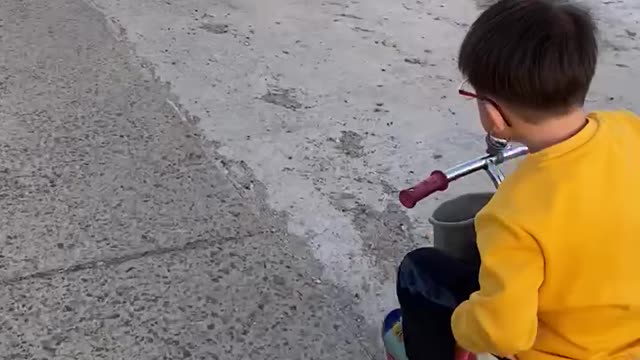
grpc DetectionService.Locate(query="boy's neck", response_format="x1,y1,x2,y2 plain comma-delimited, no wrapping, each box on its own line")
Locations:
517,109,589,153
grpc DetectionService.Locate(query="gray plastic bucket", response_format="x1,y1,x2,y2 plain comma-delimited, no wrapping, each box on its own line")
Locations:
428,193,493,266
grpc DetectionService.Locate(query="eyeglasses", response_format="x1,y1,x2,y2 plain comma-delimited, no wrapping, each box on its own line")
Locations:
458,79,511,127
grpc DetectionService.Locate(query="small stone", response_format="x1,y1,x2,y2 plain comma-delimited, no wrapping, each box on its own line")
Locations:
200,23,229,34
404,57,424,65
273,275,286,286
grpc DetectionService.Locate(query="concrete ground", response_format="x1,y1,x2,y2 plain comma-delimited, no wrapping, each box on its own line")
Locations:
0,0,638,359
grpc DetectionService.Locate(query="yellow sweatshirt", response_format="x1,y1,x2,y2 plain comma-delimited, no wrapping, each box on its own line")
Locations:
451,110,640,360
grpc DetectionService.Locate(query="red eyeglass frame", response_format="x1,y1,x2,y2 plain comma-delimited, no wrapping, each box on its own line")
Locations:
458,80,512,127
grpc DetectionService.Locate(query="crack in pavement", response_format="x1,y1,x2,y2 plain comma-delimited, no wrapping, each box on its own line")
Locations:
0,229,279,286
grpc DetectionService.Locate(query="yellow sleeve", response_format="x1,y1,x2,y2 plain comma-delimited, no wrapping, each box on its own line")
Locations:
451,210,544,356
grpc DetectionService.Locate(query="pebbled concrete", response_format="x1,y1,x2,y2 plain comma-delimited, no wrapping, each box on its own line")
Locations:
0,0,376,358
1,233,376,359
0,0,268,279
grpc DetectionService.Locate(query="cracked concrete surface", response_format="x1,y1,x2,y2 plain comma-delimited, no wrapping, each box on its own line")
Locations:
2,234,376,359
0,0,638,358
0,0,374,358
0,0,271,278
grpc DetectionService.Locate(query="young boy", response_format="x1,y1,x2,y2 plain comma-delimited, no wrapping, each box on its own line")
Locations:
396,1,640,360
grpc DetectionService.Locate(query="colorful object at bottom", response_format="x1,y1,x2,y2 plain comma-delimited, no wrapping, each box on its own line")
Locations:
382,309,478,360
382,309,409,360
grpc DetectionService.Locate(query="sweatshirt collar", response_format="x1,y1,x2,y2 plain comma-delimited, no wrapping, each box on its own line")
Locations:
526,115,598,163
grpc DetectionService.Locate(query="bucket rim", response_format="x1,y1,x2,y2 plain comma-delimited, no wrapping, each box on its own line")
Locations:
428,192,493,227
428,216,475,227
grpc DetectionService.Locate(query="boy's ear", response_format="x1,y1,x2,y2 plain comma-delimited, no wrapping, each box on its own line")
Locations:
483,100,511,139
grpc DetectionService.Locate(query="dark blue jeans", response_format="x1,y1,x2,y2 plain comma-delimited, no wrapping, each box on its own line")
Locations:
396,247,480,360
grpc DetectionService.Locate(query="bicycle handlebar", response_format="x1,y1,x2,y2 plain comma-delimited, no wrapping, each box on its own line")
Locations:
399,145,528,209
399,171,448,208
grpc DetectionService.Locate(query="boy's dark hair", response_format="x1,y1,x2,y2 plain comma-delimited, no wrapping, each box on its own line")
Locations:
459,0,598,118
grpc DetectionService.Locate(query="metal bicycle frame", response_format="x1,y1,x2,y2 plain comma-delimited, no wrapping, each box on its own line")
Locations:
443,145,529,188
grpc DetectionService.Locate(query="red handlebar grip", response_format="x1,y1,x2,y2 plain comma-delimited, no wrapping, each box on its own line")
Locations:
399,171,449,208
